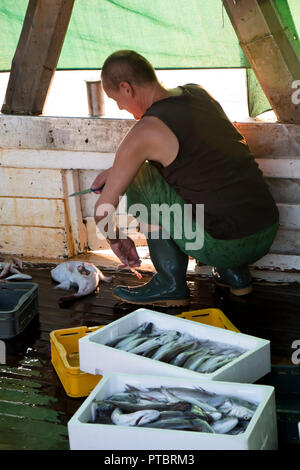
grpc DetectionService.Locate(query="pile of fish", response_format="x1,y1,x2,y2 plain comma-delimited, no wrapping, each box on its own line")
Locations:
104,322,246,374
89,385,258,435
0,256,32,281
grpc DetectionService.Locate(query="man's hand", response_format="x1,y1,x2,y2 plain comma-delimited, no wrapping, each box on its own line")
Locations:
109,236,141,269
91,168,112,194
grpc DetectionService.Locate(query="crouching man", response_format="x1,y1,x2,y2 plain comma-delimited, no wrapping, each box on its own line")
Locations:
93,50,279,306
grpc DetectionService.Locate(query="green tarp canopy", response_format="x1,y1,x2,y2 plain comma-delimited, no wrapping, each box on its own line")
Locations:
0,0,299,116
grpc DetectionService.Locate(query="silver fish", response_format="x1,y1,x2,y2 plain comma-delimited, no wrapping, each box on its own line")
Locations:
189,418,215,433
129,331,179,355
150,338,182,361
159,387,220,412
105,323,151,347
141,417,215,433
158,341,196,363
114,333,144,350
170,348,199,367
105,334,134,348
5,273,33,280
183,351,212,371
103,399,191,413
218,400,256,420
124,336,152,352
211,417,239,434
131,322,154,335
111,407,160,426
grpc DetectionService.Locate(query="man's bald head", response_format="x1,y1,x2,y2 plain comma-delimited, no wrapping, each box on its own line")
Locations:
101,50,158,91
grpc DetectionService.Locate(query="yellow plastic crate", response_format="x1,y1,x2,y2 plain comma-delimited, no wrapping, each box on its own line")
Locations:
50,325,104,398
177,308,240,332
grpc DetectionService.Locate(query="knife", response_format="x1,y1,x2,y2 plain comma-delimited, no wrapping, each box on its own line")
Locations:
68,184,105,197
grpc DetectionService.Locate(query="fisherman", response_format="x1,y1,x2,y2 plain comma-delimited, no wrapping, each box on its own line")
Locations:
92,50,279,306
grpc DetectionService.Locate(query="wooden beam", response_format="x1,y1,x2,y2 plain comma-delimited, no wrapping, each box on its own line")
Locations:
1,0,75,115
222,0,300,123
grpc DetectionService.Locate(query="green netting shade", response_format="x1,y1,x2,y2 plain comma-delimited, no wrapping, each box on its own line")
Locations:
0,0,300,117
1,0,250,70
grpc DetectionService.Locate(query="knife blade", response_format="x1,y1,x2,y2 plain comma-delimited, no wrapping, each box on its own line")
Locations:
68,184,105,197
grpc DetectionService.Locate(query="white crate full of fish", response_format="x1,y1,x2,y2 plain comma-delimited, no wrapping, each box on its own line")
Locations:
67,373,278,450
79,309,270,383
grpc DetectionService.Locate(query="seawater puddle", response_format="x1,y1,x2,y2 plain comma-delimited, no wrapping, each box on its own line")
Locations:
0,365,41,377
0,360,69,450
19,357,44,368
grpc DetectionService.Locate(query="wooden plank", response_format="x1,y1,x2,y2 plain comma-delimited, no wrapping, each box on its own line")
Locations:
0,115,134,152
0,168,64,198
223,0,300,123
270,228,300,255
256,158,300,178
277,203,300,229
0,226,69,258
62,170,88,255
0,115,299,157
0,149,115,170
252,253,300,272
236,122,300,157
265,178,300,203
0,198,65,227
1,0,75,115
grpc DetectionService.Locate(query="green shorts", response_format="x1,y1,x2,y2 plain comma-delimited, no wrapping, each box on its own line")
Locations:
126,162,279,268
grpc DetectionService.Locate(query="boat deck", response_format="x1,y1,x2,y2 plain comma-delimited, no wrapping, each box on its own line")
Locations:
1,266,300,450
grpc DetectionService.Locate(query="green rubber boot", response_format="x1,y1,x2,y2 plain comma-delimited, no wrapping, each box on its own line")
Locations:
212,266,253,296
113,233,190,307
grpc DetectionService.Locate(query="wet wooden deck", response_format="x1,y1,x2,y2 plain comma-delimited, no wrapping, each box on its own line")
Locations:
1,266,300,450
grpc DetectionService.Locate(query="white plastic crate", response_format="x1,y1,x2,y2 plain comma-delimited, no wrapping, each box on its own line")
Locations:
79,309,270,383
68,373,278,450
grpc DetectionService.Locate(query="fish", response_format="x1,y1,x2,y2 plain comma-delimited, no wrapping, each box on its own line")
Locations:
5,273,33,280
111,407,160,426
105,323,153,347
150,338,183,361
114,333,146,350
170,348,200,367
102,399,192,413
141,417,215,433
218,399,256,420
121,336,153,352
154,341,196,363
211,417,239,434
196,354,236,373
90,384,257,435
0,256,32,280
182,350,212,371
129,331,179,355
158,387,221,412
106,320,245,374
50,261,112,301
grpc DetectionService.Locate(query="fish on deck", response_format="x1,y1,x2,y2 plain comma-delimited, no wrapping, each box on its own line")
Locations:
50,261,112,302
0,256,32,281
